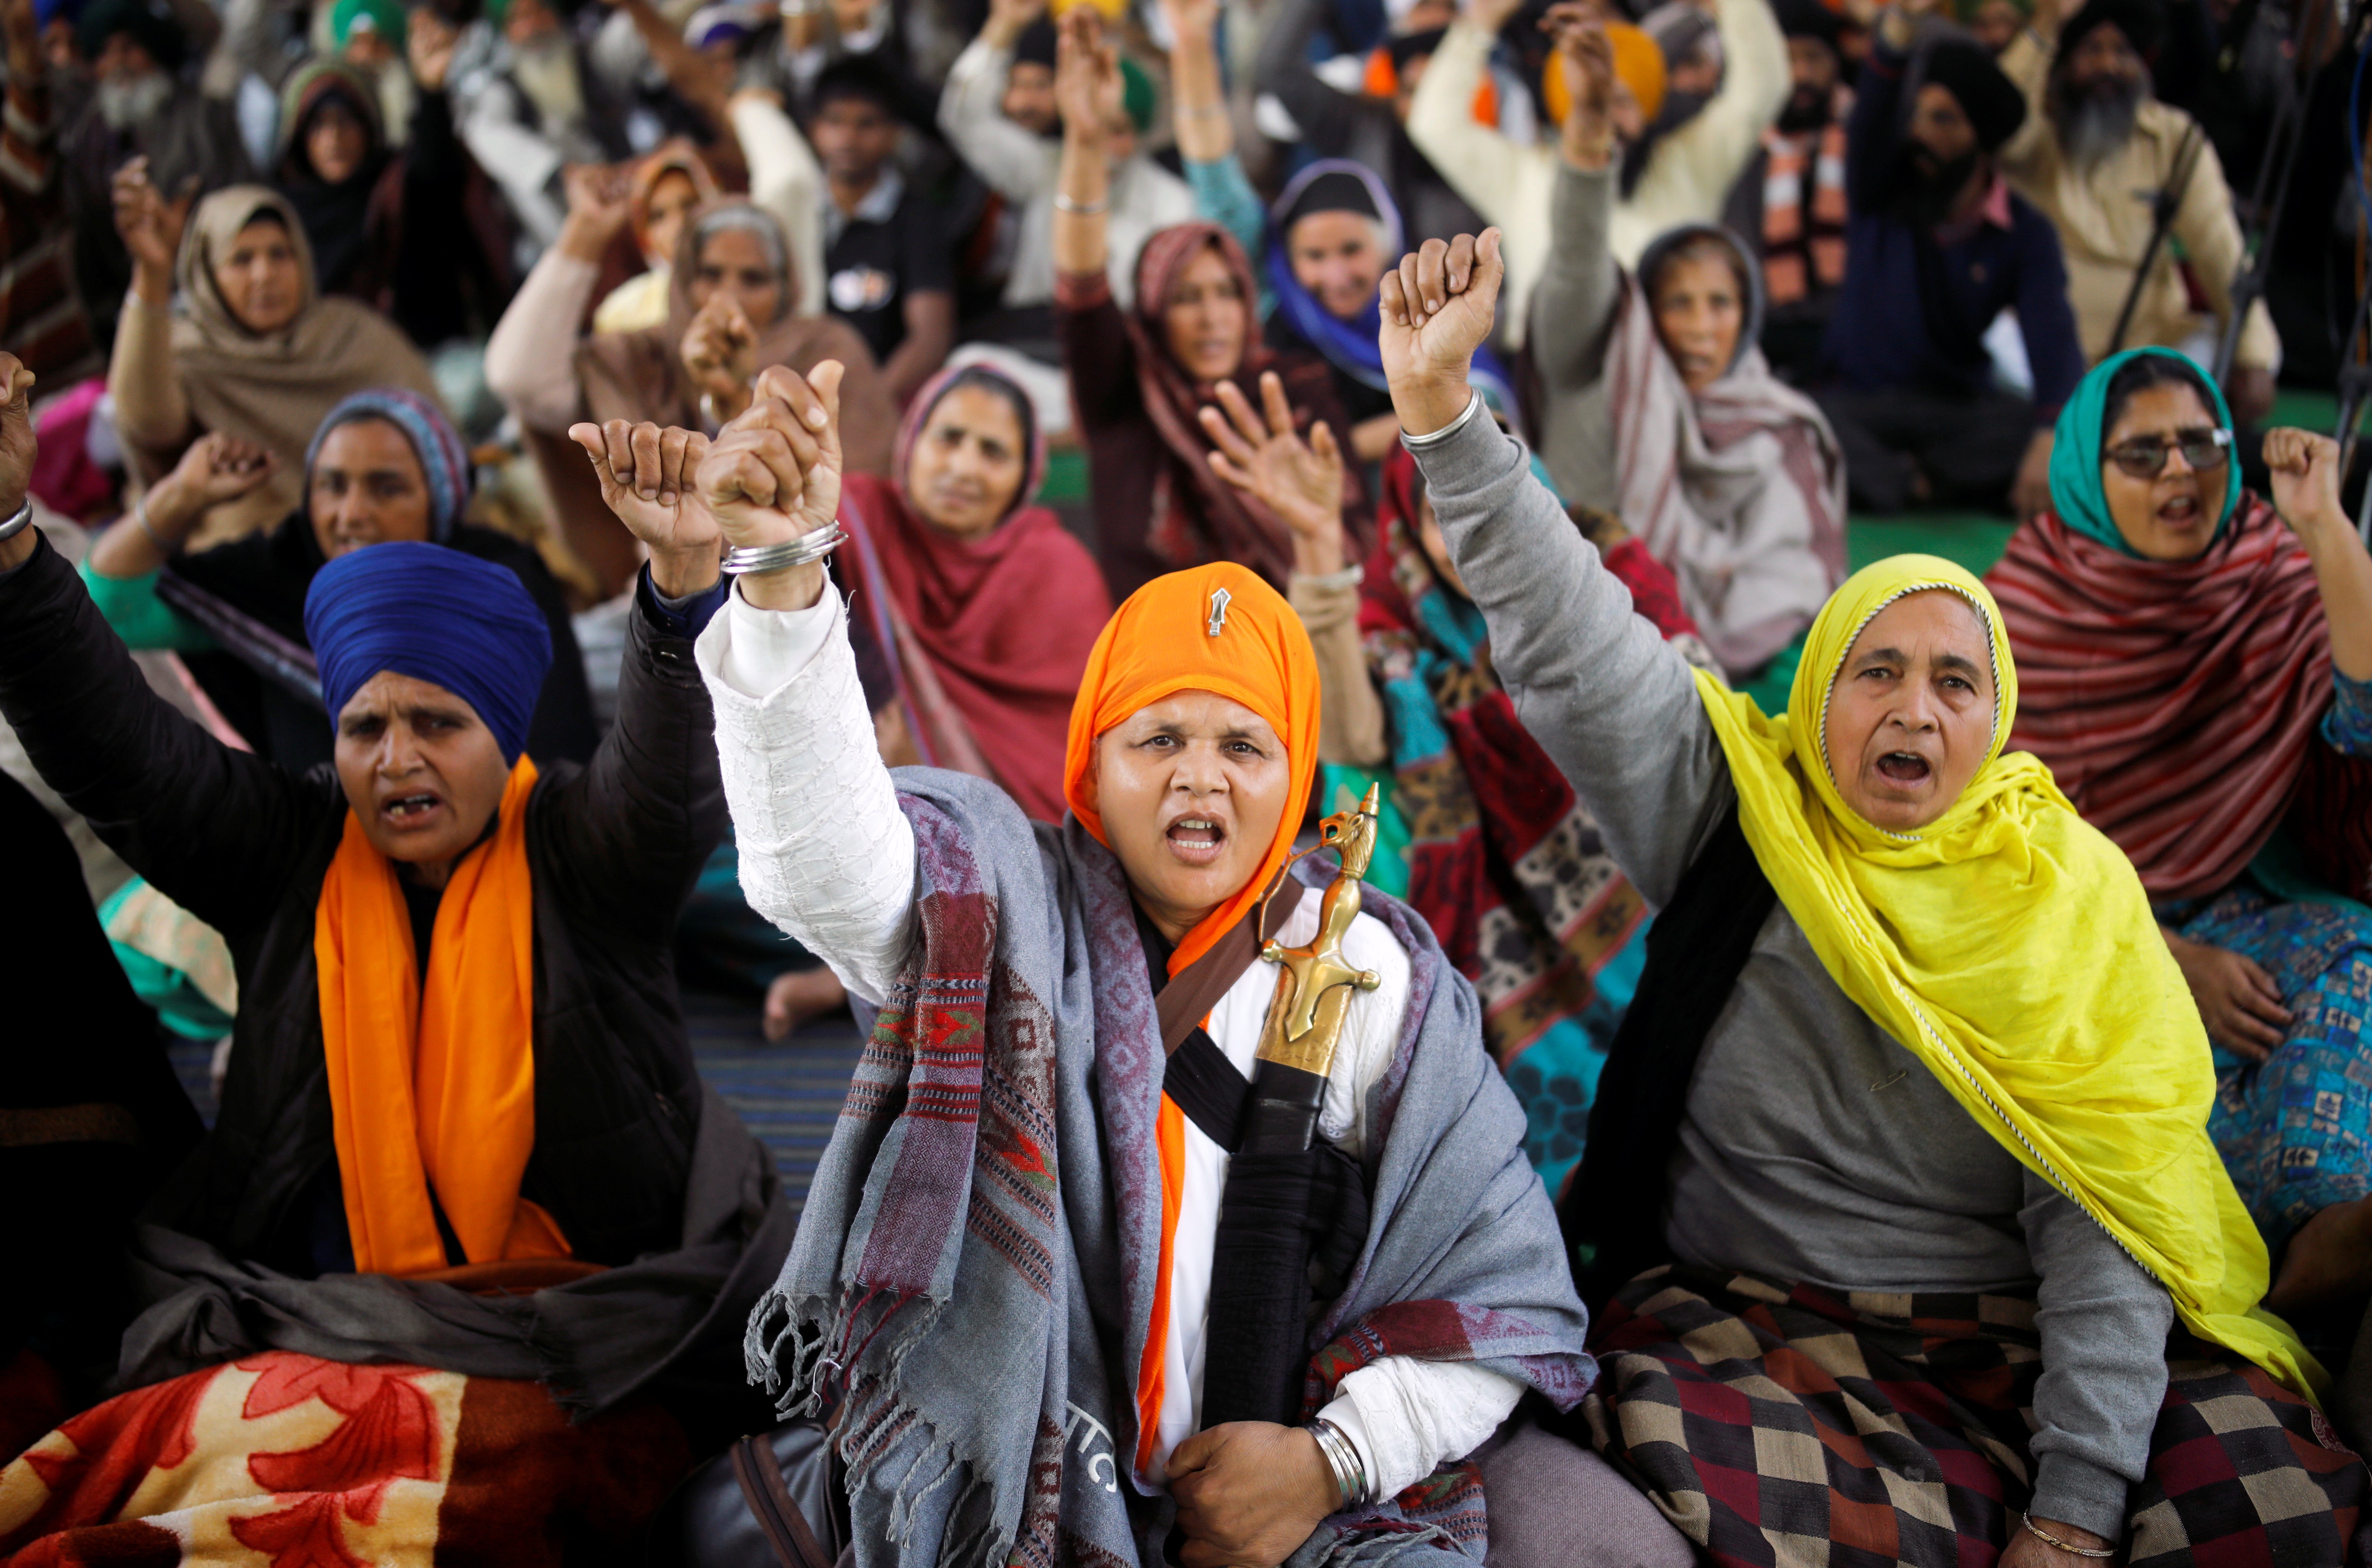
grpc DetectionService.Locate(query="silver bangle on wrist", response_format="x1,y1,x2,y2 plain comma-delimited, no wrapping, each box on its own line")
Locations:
0,498,31,543
133,494,173,553
1053,191,1110,215
721,524,846,575
1307,1417,1369,1511
1399,388,1483,451
1294,561,1363,592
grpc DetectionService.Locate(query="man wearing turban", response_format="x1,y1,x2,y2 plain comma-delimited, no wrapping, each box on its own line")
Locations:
0,351,794,1557
690,363,1646,1565
1810,0,2089,524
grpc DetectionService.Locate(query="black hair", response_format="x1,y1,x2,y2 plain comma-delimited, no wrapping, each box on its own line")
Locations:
2099,351,2220,444
812,56,906,122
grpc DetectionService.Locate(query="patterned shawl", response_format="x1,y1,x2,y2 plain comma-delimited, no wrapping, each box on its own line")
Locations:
746,771,1592,1568
1987,495,2330,901
1608,225,1848,676
1357,453,1713,1078
1126,222,1360,586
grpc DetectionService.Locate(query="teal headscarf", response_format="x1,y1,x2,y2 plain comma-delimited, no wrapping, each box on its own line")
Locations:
2047,346,2239,555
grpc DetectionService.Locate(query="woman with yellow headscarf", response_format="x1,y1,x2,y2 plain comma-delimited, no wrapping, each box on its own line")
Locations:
1373,230,2364,1568
689,366,1691,1568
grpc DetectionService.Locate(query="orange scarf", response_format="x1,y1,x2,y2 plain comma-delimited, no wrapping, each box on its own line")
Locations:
1060,563,1320,1478
312,758,571,1277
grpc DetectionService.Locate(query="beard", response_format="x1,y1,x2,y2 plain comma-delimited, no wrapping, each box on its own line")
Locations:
1776,83,1833,133
1894,144,1981,228
96,70,172,130
2052,73,2144,168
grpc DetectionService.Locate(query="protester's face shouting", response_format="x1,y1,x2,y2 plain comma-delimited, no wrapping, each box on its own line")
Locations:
216,216,305,334
1822,589,1996,832
641,168,701,269
907,383,1027,539
310,418,435,558
688,227,783,329
2101,380,2230,561
1092,690,1292,946
1162,244,1248,385
334,670,509,874
1286,209,1388,323
1649,244,1743,393
1003,61,1058,136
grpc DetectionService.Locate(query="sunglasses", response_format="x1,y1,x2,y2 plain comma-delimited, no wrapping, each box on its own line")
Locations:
2105,428,2232,479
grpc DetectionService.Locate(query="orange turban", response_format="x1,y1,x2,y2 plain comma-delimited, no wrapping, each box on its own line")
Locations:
1543,21,1667,126
1063,563,1320,977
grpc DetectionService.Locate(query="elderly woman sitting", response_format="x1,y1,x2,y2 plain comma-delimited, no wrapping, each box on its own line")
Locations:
1378,234,2364,1568
77,388,596,769
0,353,792,1560
677,362,1678,1566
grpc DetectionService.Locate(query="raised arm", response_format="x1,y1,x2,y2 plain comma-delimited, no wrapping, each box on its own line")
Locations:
106,158,195,462
730,90,827,318
689,363,919,1001
1529,15,1625,397
936,0,1057,203
1404,0,1527,224
1628,0,1790,216
1381,235,1729,903
484,165,630,434
1049,6,1118,283
1249,0,1362,155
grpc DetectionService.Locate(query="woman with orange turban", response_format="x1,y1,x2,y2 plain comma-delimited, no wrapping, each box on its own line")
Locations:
691,365,1654,1568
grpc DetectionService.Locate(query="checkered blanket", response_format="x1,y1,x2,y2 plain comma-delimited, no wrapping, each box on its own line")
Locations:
1584,1266,2367,1568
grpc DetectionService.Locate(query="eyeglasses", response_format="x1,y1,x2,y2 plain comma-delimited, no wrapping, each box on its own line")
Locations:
2104,428,2232,479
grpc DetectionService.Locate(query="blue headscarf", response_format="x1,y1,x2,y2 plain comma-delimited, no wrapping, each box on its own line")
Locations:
303,543,552,763
305,388,473,542
2047,347,2239,555
1264,160,1521,421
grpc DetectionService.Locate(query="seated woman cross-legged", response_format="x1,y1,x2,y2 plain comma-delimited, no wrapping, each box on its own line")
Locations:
1379,233,2366,1568
1988,349,2372,1326
0,355,794,1562
683,362,1683,1565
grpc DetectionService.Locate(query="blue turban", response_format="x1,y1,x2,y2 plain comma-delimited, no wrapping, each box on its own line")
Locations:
303,543,552,764
306,388,473,542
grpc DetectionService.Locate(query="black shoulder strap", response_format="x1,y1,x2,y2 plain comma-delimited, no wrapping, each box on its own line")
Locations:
1560,802,1777,1310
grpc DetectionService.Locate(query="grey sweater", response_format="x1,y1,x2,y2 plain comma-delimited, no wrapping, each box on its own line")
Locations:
1411,410,2173,1537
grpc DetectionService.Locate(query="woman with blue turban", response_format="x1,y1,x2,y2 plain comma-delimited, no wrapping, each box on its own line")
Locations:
77,386,597,769
0,351,794,1559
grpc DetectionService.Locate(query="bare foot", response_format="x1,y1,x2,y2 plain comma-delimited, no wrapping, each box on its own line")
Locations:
2266,1194,2372,1318
763,967,848,1042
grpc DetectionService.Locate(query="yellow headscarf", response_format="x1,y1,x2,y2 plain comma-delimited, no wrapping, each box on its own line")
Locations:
1692,554,2320,1397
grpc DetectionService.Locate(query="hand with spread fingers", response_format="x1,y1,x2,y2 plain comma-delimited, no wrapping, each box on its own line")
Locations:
681,292,761,424
0,352,38,570
693,360,846,611
1379,230,1505,438
569,419,720,596
1199,371,1348,578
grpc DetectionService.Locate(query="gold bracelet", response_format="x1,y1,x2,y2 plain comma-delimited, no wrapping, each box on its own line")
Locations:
2022,1514,2116,1559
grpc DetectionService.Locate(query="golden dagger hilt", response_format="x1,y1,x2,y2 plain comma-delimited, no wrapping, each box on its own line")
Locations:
1253,784,1384,1077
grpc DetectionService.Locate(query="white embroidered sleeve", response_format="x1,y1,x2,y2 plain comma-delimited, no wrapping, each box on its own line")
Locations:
1319,1358,1525,1502
696,583,918,1004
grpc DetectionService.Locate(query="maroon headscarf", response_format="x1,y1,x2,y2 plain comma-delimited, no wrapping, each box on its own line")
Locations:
836,364,1111,822
1124,222,1358,584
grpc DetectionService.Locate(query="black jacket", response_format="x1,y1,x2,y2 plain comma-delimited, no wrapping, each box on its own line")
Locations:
0,532,725,1275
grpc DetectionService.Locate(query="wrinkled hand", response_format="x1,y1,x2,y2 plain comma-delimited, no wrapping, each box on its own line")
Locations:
1380,231,1504,429
408,6,460,90
1199,371,1346,575
162,431,277,511
0,351,34,522
2265,427,2347,539
681,291,760,415
1054,6,1117,138
111,157,189,279
695,360,846,550
568,418,719,561
2009,428,2053,523
1168,1423,1340,1568
1546,8,1616,128
2166,930,2287,1061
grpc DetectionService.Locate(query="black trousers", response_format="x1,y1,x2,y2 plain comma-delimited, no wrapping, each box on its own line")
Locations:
1813,383,2037,513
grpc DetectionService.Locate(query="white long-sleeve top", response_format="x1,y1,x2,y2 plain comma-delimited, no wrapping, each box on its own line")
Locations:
696,585,1523,1500
1404,0,1789,349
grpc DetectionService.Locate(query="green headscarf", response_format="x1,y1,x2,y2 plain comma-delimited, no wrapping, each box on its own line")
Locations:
329,0,405,49
2046,346,2239,555
1119,56,1155,136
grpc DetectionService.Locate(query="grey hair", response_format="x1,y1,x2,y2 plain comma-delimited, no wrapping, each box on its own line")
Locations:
691,203,791,292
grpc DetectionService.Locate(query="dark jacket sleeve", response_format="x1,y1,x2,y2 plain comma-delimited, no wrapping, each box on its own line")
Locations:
1055,271,1142,433
1845,42,1907,216
0,531,323,938
1252,0,1367,158
532,594,725,945
2011,206,2086,419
